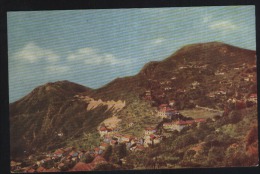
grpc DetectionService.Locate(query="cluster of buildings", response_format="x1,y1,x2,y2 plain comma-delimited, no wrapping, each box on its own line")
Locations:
156,103,180,119
11,144,113,173
162,119,206,132
99,126,160,151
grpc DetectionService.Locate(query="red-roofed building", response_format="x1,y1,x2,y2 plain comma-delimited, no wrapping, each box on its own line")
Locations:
58,163,66,170
54,148,64,155
121,135,133,143
150,134,156,139
110,140,117,146
144,127,157,136
27,168,36,173
194,118,206,123
99,126,108,137
169,100,176,107
154,137,161,145
36,166,46,172
158,104,169,111
99,143,109,150
135,145,145,151
249,93,257,103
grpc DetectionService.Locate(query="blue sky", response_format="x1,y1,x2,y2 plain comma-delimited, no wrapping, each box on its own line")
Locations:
8,6,256,102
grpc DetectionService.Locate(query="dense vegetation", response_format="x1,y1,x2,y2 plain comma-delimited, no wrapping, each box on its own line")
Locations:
121,106,258,169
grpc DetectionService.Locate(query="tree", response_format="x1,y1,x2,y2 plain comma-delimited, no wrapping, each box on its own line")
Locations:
117,143,127,159
111,144,127,165
93,162,117,171
228,110,243,124
185,150,196,162
80,153,94,163
207,147,225,166
102,145,112,161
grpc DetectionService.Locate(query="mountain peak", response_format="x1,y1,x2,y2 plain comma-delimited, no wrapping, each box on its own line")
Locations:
10,80,92,115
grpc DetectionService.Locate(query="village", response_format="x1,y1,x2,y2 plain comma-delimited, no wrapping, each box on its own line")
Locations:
11,98,210,173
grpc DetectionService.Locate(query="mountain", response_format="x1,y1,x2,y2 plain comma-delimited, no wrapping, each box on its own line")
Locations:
9,81,113,159
9,42,257,160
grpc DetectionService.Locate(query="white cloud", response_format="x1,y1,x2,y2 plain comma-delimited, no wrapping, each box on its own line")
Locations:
12,42,60,63
45,65,70,74
209,20,238,31
152,38,165,45
67,47,119,65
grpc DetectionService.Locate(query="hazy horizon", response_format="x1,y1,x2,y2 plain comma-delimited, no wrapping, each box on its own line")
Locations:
8,6,256,102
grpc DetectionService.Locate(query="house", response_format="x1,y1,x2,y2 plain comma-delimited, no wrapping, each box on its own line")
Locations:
99,143,109,150
144,90,152,100
112,133,123,141
207,93,215,98
94,148,103,155
143,138,153,147
163,120,194,131
249,93,257,103
194,118,206,123
135,145,145,151
144,127,157,136
128,122,134,127
244,77,250,81
158,104,169,111
173,120,194,131
72,157,78,161
110,140,118,146
179,66,188,69
54,148,64,156
69,151,79,158
52,155,61,161
121,135,133,143
136,138,144,145
130,145,137,151
78,152,84,159
99,126,109,137
58,163,65,170
130,138,137,145
164,87,172,91
57,132,64,137
192,81,200,87
157,104,174,118
154,136,162,145
103,135,112,144
157,108,178,119
215,90,226,95
169,100,176,107
171,76,177,80
215,71,225,75
143,134,160,147
163,122,174,130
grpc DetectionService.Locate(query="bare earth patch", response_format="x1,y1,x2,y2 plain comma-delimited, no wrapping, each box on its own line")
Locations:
101,115,122,129
179,108,223,119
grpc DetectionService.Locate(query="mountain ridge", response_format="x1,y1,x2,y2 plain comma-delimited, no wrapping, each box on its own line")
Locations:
9,42,257,160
